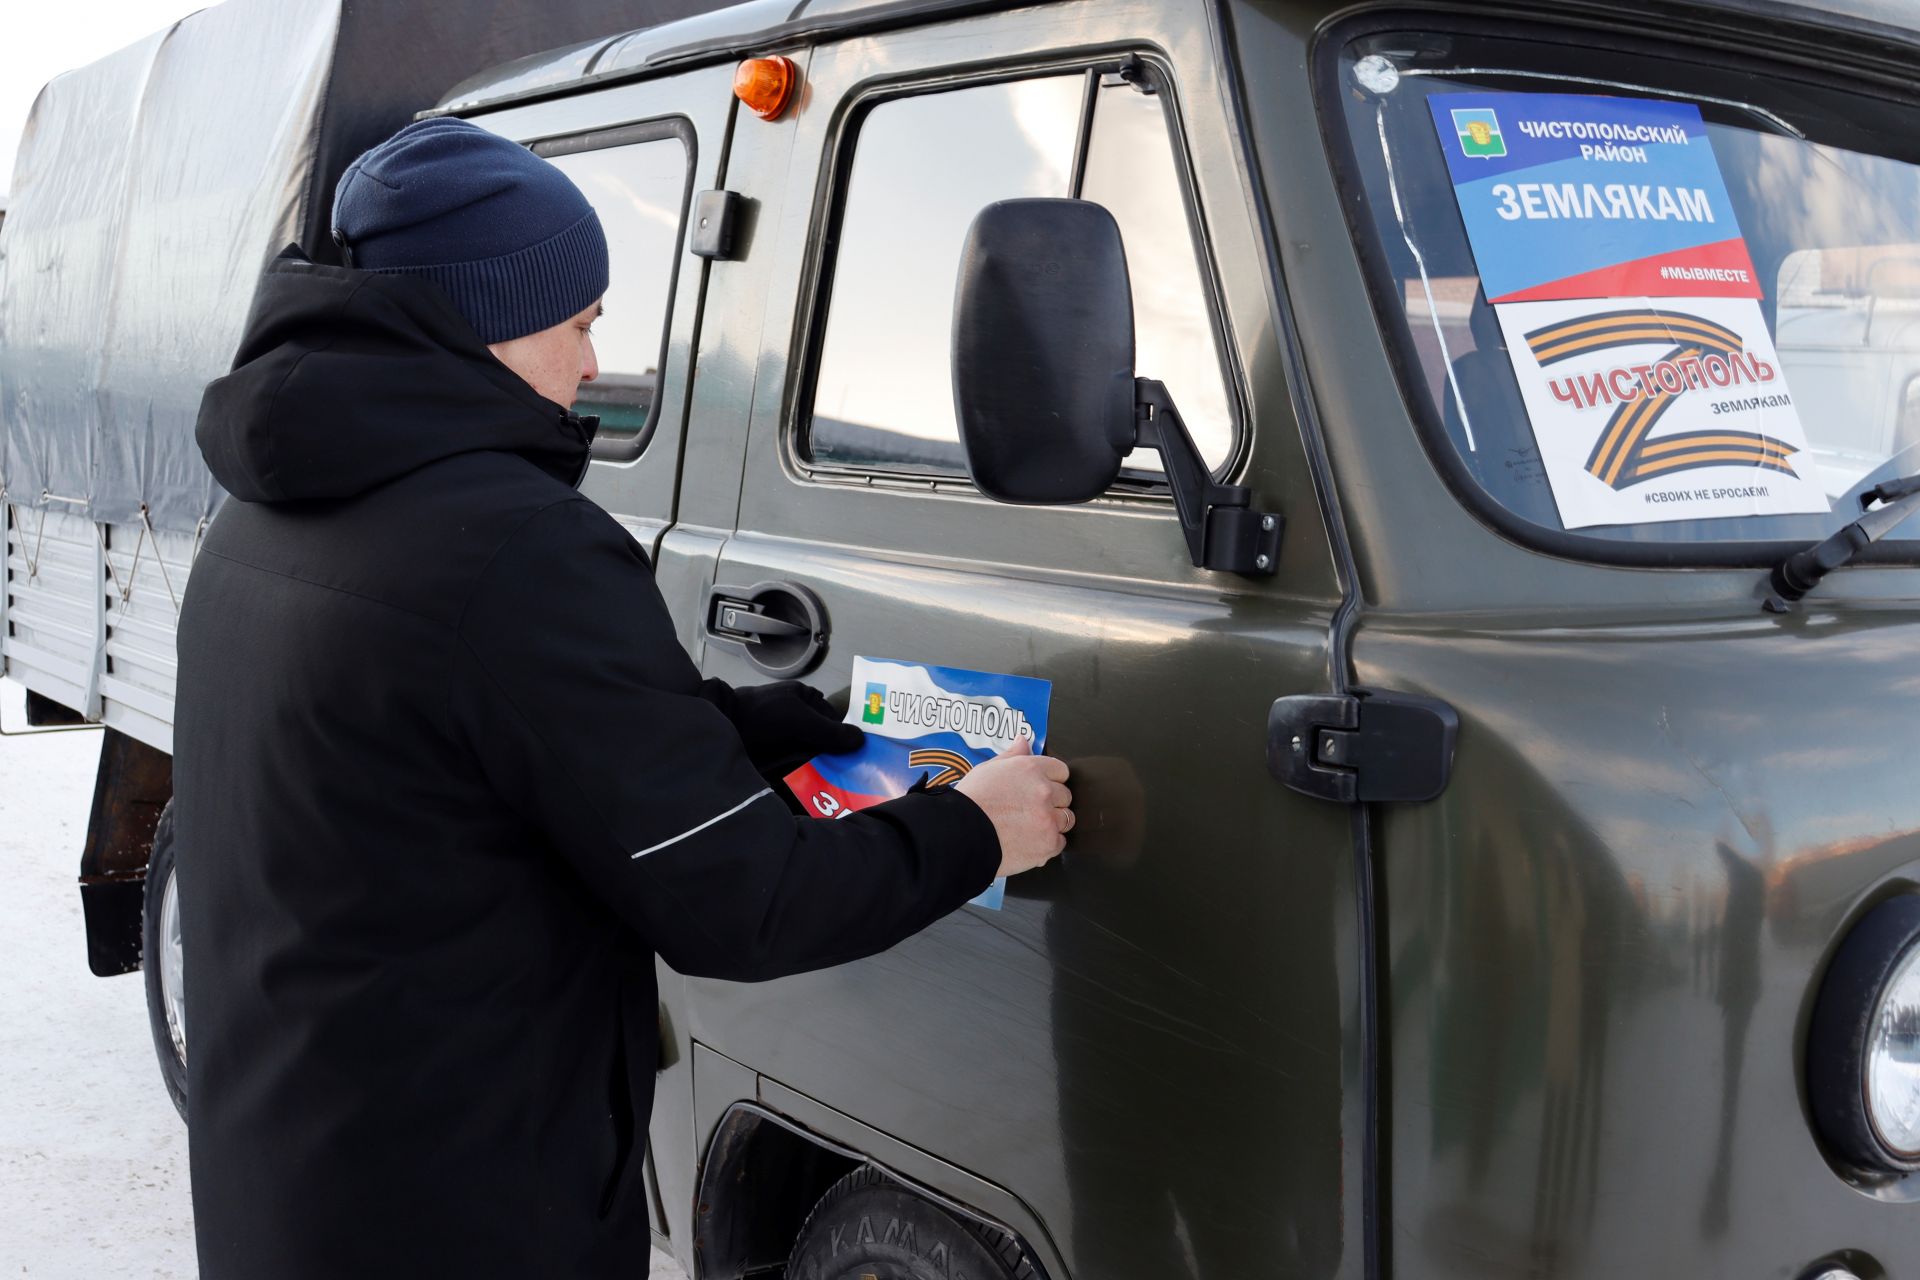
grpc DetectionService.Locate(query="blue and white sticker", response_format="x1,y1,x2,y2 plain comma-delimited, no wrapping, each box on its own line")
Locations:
785,657,1053,910
1427,92,1760,304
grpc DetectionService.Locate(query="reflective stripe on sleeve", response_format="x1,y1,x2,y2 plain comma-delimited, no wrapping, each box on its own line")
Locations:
629,788,775,859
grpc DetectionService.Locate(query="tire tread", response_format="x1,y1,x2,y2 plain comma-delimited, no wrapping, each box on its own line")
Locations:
790,1164,1039,1280
141,802,186,1121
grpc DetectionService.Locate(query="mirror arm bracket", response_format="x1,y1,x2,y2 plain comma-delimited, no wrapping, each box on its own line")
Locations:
1133,379,1281,576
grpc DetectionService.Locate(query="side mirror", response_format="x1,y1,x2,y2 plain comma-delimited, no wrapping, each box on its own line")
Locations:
951,198,1282,576
950,199,1136,504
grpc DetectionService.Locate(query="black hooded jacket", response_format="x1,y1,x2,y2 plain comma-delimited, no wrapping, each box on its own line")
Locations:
173,249,999,1278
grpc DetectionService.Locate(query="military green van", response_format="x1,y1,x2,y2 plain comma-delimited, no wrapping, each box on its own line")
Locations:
11,0,1920,1276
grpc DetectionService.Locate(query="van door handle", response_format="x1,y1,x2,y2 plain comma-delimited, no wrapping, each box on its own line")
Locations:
712,602,805,640
705,581,828,678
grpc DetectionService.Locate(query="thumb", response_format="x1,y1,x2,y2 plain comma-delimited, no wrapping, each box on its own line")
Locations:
1001,734,1035,758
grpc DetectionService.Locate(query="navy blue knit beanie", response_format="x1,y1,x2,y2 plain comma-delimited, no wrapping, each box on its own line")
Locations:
331,118,608,344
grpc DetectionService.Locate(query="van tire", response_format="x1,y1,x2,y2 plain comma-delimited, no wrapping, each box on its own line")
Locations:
786,1165,1034,1280
142,803,186,1121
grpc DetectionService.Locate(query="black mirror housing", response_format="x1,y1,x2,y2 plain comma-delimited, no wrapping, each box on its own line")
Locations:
951,199,1137,504
949,197,1283,577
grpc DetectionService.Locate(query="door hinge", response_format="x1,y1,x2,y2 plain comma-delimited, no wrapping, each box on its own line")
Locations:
1266,689,1458,805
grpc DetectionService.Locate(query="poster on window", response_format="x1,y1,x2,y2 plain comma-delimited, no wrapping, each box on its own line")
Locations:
1426,92,1761,303
784,656,1052,910
1493,296,1828,527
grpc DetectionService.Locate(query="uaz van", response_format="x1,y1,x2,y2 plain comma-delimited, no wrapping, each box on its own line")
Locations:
6,0,1920,1277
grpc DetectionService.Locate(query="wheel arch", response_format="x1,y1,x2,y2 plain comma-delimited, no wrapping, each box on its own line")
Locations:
691,1100,1058,1280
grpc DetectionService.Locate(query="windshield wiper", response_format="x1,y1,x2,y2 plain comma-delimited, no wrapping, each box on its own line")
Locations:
1764,475,1920,612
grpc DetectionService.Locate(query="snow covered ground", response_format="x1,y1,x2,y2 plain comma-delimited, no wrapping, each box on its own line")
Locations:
0,678,687,1277
0,678,191,1277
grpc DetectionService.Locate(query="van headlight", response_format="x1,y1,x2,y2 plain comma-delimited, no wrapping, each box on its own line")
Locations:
1810,895,1920,1173
1867,942,1920,1157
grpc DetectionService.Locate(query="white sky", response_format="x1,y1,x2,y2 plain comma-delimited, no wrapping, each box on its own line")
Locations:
1,2,208,201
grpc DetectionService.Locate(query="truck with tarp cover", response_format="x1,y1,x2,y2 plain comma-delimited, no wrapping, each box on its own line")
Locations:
0,0,719,1101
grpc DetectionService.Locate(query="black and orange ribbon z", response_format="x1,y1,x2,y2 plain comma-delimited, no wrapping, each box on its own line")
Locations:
905,747,973,788
1522,307,1799,490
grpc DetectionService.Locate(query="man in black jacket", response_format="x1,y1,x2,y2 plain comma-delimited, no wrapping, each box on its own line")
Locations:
174,118,1071,1278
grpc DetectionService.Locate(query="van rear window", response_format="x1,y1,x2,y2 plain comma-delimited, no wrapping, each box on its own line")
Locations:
1326,25,1920,552
545,135,689,448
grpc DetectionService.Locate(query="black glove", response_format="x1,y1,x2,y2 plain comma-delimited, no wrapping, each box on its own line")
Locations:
706,679,866,777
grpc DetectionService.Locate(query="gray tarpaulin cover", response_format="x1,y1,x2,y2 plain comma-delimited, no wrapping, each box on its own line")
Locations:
0,0,719,536
0,0,336,534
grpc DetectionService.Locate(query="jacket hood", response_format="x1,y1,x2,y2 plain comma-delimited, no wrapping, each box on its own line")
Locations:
196,247,596,504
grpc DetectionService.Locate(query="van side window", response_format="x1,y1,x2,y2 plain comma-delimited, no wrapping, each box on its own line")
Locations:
808,72,1236,480
546,138,689,445
1079,80,1234,474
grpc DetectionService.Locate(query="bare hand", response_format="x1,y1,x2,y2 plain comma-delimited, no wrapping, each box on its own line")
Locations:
955,737,1073,876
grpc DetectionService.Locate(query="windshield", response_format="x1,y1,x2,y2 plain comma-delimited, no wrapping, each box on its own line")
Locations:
1328,25,1920,551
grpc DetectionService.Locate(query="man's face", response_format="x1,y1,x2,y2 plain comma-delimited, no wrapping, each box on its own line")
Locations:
487,299,602,409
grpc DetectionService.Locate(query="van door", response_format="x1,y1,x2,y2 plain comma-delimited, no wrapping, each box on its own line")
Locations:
681,7,1366,1278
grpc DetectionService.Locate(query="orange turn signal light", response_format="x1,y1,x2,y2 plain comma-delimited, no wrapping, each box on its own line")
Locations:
734,55,798,121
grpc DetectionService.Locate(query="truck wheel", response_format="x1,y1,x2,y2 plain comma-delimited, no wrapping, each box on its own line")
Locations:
787,1166,1034,1280
141,803,186,1120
